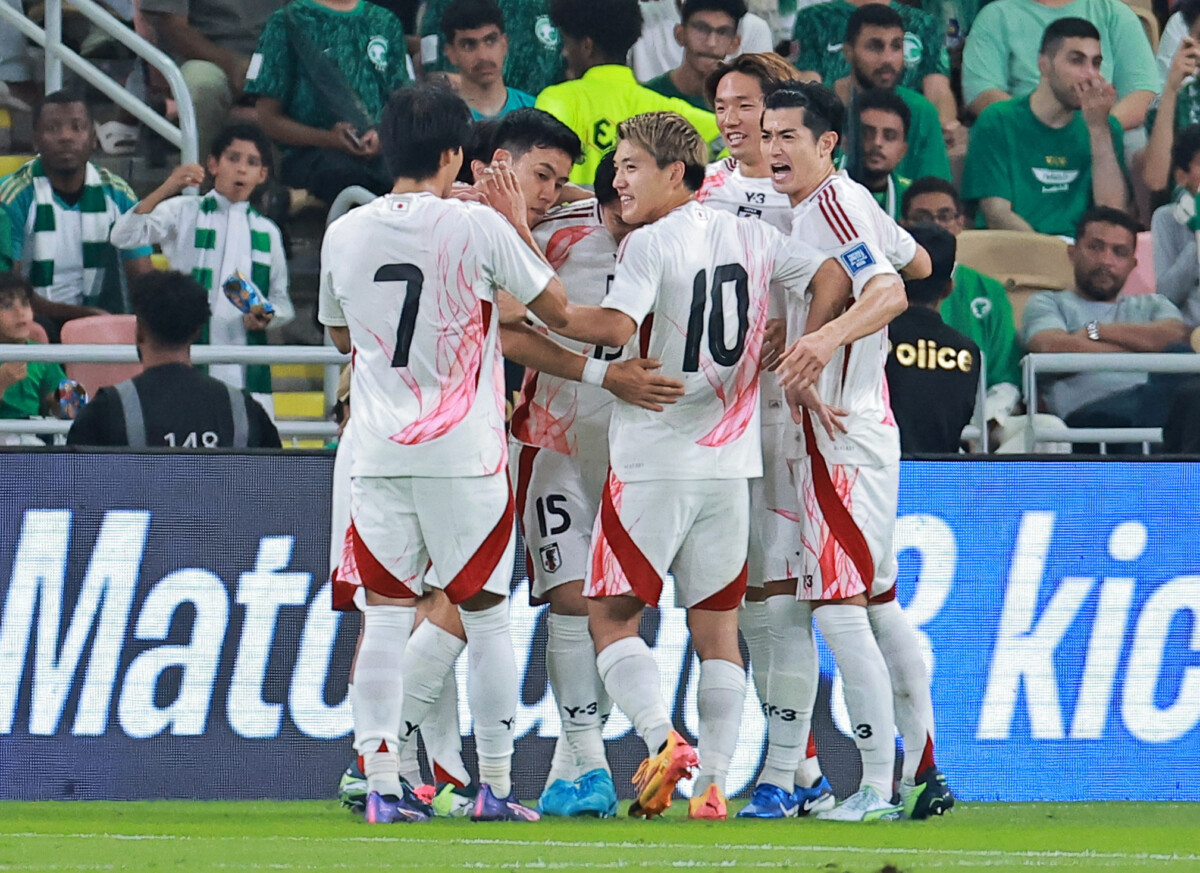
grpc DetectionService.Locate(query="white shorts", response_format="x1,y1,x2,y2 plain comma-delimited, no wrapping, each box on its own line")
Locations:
338,470,516,604
586,472,749,610
748,423,804,586
512,442,606,600
793,431,898,603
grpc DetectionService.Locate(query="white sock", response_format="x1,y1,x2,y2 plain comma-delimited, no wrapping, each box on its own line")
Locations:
815,604,896,798
423,667,471,787
547,613,609,779
759,595,815,792
545,734,573,792
397,721,422,787
869,599,937,782
353,604,415,797
738,599,772,706
693,658,746,796
596,636,673,756
395,621,464,763
459,601,518,798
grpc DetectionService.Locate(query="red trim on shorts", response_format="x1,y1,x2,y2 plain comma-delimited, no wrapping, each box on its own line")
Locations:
598,471,663,606
869,584,897,604
801,412,875,591
443,485,515,605
330,571,359,612
347,521,418,599
693,562,747,611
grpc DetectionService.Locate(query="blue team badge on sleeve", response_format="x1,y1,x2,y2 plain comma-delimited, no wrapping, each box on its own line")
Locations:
840,242,876,275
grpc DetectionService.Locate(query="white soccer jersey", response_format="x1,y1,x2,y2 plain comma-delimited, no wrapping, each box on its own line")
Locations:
319,193,555,478
785,171,914,467
698,157,795,426
512,199,623,458
602,200,825,482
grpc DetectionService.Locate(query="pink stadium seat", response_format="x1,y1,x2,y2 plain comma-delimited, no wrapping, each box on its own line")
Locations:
60,314,142,396
1121,232,1156,297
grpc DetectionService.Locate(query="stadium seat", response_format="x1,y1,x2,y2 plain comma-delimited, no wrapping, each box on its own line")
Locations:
60,314,142,396
1129,5,1160,52
955,230,1072,330
0,154,33,178
1121,231,1156,297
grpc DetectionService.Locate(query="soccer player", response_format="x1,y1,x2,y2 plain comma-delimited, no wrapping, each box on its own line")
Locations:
764,82,953,821
319,83,574,824
694,51,836,820
532,110,858,821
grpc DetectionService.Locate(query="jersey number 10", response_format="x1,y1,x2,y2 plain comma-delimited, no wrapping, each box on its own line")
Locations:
682,263,750,372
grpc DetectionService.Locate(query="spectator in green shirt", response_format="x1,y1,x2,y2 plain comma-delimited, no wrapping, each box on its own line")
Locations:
0,209,11,273
245,0,412,203
644,0,747,111
901,176,1024,428
961,18,1128,237
441,0,538,120
1142,0,1200,194
963,0,1160,131
850,88,912,221
834,5,950,185
0,273,67,421
790,0,960,148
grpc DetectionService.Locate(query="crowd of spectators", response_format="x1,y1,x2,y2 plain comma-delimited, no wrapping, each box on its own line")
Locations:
2,0,1200,453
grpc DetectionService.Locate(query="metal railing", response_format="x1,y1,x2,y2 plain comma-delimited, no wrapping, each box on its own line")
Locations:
0,344,347,443
1023,352,1200,453
0,0,198,164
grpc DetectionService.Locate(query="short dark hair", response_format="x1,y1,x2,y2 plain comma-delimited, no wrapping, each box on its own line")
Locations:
845,3,903,44
856,87,911,137
209,121,274,170
458,119,501,183
549,0,643,61
903,222,956,305
1075,206,1140,243
1181,0,1200,29
1172,124,1200,175
680,0,747,26
594,150,618,206
0,272,33,309
901,175,963,219
441,0,505,42
379,83,474,181
494,107,583,164
131,271,211,347
703,51,802,108
1039,17,1101,56
763,82,845,146
33,89,90,128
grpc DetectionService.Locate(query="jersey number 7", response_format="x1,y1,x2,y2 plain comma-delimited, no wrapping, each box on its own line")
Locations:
375,263,425,368
682,263,749,372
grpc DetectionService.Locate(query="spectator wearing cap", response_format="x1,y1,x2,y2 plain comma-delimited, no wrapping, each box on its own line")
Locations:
961,18,1128,236
963,0,1160,132
440,0,538,120
886,222,981,453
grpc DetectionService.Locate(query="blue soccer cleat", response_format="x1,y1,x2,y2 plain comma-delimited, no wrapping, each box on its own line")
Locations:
736,782,799,818
573,768,619,818
471,783,542,822
364,790,433,824
537,779,578,817
794,776,836,816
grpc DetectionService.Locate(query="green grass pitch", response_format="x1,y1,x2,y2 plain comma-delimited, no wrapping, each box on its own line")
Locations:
2,801,1197,872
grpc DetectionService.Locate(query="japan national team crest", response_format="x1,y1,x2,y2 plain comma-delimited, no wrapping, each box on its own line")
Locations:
540,543,562,574
840,242,876,275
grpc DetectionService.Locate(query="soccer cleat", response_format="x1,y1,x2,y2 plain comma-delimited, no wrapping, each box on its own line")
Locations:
628,730,699,819
471,783,541,822
338,763,368,812
687,784,727,820
364,790,433,824
573,768,619,818
414,784,436,805
736,782,799,819
432,782,477,818
794,776,836,816
537,779,579,817
901,767,955,820
815,785,902,822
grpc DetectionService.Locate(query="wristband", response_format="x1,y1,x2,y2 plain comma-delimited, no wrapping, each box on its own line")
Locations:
581,357,610,387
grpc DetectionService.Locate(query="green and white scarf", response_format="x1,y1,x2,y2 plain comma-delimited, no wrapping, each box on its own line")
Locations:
29,158,121,303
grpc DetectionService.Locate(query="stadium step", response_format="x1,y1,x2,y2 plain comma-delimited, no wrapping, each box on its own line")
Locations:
273,391,325,420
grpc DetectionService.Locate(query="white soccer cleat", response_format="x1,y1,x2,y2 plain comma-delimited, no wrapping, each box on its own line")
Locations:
815,785,902,822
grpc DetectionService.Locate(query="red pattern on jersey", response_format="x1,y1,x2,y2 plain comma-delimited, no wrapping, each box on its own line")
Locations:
545,224,602,272
697,166,729,202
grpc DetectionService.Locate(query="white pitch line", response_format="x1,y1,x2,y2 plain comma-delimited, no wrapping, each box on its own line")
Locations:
3,833,1199,866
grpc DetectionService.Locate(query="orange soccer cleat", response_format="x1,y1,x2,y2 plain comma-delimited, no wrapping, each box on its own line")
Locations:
687,784,728,820
628,730,698,819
